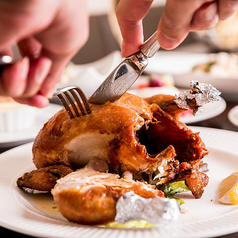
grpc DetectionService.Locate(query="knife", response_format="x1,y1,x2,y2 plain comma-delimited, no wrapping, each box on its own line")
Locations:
88,31,160,104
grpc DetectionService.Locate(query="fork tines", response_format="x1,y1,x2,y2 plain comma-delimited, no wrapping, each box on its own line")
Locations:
54,86,91,118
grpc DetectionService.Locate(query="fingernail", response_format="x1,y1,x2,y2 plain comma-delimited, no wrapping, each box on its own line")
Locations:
46,91,54,99
35,94,49,108
12,57,29,96
35,58,52,84
202,2,217,20
121,40,140,57
19,57,29,77
30,93,50,108
157,31,180,49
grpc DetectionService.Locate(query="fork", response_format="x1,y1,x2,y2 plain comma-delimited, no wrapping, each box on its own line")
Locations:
0,56,91,119
54,86,91,118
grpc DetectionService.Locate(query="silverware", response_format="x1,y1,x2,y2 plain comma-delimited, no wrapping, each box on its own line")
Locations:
0,55,13,72
88,31,160,104
0,55,13,65
54,85,91,118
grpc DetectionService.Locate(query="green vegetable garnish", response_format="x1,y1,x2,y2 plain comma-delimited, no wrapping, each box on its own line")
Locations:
162,181,190,205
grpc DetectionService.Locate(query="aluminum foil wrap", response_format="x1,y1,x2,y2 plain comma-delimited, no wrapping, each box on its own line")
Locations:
174,81,221,115
114,191,180,225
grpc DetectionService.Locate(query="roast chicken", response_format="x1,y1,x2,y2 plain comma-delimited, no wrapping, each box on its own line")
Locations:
18,92,208,197
17,92,209,225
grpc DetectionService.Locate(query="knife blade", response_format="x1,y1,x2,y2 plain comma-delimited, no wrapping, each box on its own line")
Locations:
88,31,160,105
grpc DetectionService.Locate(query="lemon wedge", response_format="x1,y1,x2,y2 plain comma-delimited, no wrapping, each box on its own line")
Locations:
219,172,238,205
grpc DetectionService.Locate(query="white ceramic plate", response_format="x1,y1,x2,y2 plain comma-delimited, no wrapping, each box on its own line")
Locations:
0,104,62,148
181,97,226,124
228,105,238,127
128,85,226,124
146,52,238,100
1,127,238,238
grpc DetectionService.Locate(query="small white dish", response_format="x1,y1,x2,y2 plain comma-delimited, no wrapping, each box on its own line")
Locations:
228,105,238,127
0,104,62,148
181,97,226,124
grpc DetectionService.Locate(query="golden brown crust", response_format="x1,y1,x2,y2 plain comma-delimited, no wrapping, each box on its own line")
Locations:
144,94,185,119
53,186,117,225
33,93,153,169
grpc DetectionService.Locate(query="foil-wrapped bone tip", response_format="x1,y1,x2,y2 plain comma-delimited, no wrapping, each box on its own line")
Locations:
115,191,180,225
174,81,221,115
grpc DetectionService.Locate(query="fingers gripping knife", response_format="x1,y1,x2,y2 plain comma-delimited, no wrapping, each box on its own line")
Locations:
54,31,160,118
88,31,160,104
0,32,160,106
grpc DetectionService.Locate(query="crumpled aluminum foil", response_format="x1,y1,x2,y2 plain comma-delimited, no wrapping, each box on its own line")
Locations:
114,191,180,225
174,80,221,115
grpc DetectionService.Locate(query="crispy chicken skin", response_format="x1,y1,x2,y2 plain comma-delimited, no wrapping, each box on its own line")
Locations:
18,92,208,199
32,93,154,170
17,165,73,191
144,94,186,120
52,168,164,225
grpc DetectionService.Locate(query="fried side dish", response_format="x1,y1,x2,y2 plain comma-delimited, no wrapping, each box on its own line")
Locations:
17,92,208,202
52,162,164,225
17,165,73,191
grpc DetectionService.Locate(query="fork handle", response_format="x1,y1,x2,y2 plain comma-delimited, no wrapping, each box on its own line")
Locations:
0,55,13,73
0,55,13,65
140,31,160,58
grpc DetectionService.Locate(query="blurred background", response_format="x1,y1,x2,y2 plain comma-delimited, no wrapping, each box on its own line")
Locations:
73,0,238,63
73,0,197,64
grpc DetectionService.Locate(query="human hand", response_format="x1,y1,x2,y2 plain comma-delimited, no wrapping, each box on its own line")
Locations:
116,0,238,57
0,0,88,107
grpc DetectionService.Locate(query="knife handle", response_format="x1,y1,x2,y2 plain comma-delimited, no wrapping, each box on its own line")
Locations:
140,31,160,58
